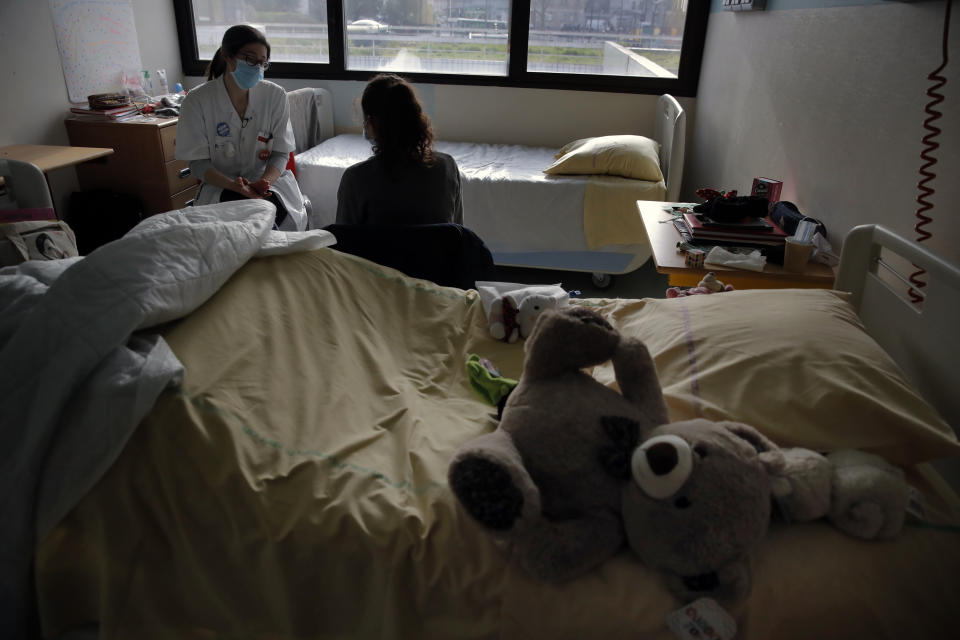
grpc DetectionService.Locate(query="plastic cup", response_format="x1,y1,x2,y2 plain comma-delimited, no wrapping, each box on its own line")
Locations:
783,236,814,273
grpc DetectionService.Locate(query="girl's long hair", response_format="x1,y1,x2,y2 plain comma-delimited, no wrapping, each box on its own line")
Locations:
205,24,270,81
362,74,435,165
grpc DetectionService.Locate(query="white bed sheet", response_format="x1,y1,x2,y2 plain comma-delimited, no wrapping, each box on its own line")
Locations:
295,134,655,261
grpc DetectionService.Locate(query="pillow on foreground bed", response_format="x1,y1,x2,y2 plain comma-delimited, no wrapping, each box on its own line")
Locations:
544,135,663,182
591,288,960,467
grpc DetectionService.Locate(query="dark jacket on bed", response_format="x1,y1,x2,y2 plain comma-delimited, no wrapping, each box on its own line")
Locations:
322,223,494,290
335,152,464,226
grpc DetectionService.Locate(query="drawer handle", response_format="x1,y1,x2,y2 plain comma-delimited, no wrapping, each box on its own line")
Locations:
178,167,191,179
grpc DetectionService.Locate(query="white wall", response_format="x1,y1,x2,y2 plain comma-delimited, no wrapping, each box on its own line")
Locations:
231,79,682,149
687,1,959,261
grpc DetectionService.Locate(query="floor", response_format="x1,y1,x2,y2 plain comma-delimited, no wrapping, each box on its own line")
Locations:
490,258,671,300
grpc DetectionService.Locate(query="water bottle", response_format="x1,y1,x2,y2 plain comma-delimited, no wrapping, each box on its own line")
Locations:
156,69,169,95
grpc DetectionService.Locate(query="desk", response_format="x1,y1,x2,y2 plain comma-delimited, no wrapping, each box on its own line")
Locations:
0,144,115,216
0,144,114,172
638,200,835,289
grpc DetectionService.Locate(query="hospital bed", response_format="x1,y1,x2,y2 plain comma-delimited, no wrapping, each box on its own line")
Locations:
3,199,958,639
289,87,685,287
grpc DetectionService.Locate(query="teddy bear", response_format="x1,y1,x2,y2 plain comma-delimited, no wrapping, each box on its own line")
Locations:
601,419,909,603
665,272,735,298
774,447,909,540
484,284,569,343
448,306,669,581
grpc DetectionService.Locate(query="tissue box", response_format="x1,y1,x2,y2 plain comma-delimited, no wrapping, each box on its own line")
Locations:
751,177,782,204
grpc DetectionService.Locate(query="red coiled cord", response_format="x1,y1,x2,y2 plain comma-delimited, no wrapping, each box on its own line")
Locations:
910,0,952,303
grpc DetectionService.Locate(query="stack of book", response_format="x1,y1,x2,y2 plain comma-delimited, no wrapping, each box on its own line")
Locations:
69,103,140,121
675,211,788,248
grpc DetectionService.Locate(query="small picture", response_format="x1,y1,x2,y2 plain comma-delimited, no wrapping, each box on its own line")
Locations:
751,177,783,203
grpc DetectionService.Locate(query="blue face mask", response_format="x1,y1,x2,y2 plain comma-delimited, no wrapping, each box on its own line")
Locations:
232,59,264,90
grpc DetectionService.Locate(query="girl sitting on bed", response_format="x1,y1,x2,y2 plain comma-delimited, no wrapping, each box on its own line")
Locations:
335,74,464,226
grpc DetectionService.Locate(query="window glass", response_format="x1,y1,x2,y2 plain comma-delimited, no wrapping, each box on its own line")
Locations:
175,0,706,94
343,0,511,76
191,0,329,65
527,0,685,77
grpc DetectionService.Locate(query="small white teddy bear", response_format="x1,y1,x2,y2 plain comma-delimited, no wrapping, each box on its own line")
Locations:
479,282,570,343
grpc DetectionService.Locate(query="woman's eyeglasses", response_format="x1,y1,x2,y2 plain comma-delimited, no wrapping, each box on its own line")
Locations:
238,54,270,71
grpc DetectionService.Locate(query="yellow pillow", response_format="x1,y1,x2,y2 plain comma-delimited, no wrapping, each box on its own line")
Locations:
544,135,663,182
588,289,959,466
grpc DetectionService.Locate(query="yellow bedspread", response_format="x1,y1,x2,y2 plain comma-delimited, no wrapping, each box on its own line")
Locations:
36,248,960,640
582,176,665,250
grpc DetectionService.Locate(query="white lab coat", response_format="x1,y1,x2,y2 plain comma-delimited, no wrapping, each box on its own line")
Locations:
175,76,306,231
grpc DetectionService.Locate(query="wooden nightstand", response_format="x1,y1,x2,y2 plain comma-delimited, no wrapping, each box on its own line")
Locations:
638,200,836,289
64,117,198,216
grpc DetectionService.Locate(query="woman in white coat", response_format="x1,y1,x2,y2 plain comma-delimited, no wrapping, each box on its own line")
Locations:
175,24,306,231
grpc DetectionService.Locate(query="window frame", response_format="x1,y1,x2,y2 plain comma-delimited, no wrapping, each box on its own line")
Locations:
173,0,709,96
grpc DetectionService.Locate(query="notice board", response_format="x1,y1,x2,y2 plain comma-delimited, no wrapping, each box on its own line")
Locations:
49,0,143,103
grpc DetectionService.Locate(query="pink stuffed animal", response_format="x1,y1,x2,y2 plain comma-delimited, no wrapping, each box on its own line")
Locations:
665,272,735,298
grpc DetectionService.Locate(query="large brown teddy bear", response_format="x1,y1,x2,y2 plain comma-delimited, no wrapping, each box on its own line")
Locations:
448,306,668,581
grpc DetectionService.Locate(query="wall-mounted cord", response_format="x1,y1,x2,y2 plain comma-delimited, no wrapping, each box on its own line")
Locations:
909,0,952,303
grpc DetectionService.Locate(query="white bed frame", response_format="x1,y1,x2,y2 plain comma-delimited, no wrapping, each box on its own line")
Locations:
655,93,686,204
835,224,960,487
288,89,686,287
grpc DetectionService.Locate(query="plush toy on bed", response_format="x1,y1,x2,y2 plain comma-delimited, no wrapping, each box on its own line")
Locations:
665,272,734,298
483,284,570,343
448,306,669,581
602,419,910,603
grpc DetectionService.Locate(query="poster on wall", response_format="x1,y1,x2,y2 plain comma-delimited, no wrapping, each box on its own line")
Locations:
49,0,143,104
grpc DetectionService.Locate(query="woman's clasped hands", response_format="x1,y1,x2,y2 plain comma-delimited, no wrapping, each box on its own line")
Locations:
232,176,272,198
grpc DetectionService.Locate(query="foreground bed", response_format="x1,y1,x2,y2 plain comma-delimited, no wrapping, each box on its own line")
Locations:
291,88,686,285
12,205,960,639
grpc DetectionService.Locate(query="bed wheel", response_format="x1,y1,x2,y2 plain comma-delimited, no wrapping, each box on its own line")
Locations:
591,273,613,289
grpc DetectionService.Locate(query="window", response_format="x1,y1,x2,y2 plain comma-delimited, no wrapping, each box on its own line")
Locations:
173,0,708,95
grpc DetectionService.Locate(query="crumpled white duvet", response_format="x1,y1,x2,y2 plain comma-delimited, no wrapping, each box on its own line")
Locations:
0,200,334,638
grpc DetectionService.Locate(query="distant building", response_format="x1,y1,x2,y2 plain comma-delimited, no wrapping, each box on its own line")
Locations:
432,0,512,23
449,0,687,34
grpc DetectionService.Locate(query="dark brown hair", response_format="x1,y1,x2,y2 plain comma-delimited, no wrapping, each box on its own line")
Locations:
361,74,434,165
206,24,271,81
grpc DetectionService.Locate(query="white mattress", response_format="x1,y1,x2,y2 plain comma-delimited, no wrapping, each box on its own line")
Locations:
295,134,652,272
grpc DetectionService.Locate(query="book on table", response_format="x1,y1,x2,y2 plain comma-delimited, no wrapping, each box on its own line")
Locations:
69,104,139,120
681,213,788,245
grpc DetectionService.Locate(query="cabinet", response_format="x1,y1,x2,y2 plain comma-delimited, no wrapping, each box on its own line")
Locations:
64,117,198,216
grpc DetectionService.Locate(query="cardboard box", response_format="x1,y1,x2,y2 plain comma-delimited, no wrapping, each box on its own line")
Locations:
751,177,782,203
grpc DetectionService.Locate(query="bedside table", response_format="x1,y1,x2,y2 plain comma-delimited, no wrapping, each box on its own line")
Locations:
638,200,835,289
64,117,198,216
